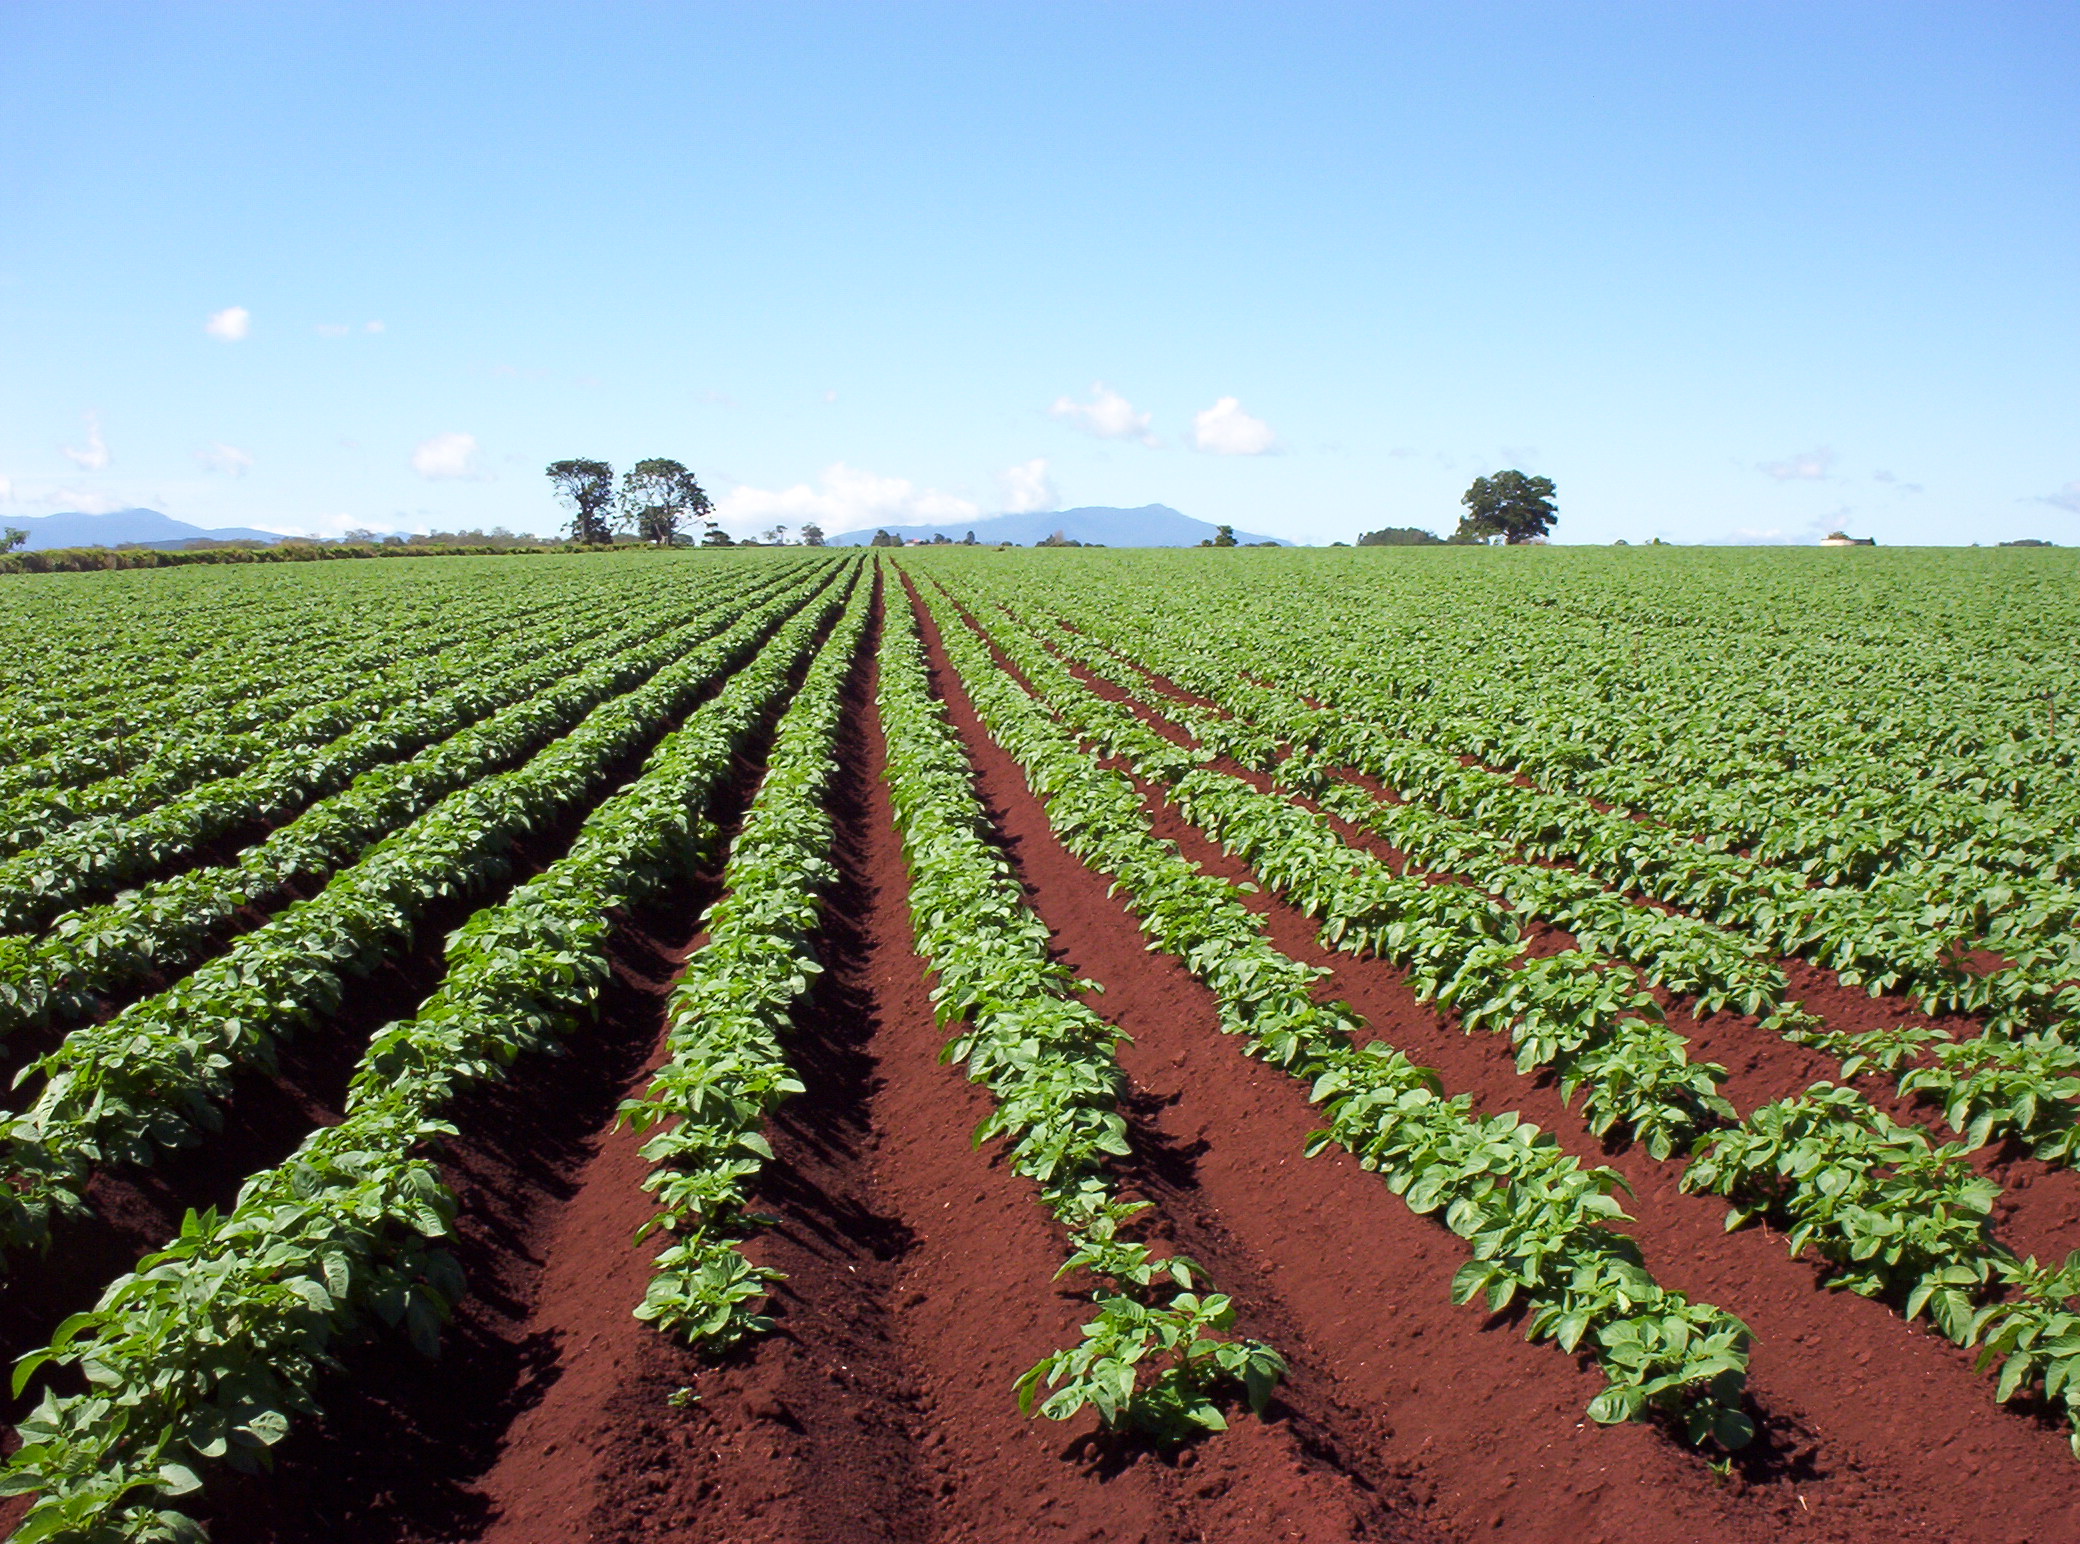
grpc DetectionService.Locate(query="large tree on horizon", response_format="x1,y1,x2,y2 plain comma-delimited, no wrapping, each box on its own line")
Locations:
617,459,713,546
545,458,615,544
1455,470,1558,544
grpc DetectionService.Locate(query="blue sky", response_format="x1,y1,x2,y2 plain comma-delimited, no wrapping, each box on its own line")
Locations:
3,2,2075,545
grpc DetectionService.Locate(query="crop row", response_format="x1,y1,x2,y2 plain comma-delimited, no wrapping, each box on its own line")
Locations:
0,570,681,853
0,564,808,1045
0,568,838,1263
923,565,2080,1454
979,582,2080,1169
0,559,861,1543
877,588,1283,1436
621,572,870,1351
904,570,1755,1447
0,564,813,935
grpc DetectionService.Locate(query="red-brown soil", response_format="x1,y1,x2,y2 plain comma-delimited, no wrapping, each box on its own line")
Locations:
10,564,2080,1543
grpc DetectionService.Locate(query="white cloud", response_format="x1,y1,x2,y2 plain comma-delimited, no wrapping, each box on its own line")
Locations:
1049,382,1156,445
364,320,385,333
1758,446,1835,481
411,432,482,480
0,475,11,502
62,412,110,471
716,462,980,535
2038,481,2080,514
205,306,251,341
315,323,351,338
998,458,1059,514
1191,396,1279,456
197,442,255,477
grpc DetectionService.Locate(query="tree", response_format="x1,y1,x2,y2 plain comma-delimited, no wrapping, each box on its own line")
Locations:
799,522,826,547
869,529,901,548
760,524,790,545
1358,526,1443,546
0,527,27,554
1213,524,1237,547
546,458,616,543
961,530,977,545
1455,470,1557,544
617,458,712,546
702,528,734,546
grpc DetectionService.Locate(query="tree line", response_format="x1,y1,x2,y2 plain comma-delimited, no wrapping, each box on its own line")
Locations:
544,459,825,548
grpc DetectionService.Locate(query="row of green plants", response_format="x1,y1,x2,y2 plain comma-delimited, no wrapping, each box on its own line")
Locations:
0,574,686,854
619,574,869,1349
0,572,838,1264
904,571,1755,1450
996,587,2080,1176
1011,595,1792,1023
942,581,1735,1163
0,563,575,787
0,565,807,1044
0,560,810,934
0,561,861,1544
874,589,1283,1437
988,562,2080,1030
935,570,2080,1453
0,571,593,835
1681,1081,2080,1456
1189,552,2080,889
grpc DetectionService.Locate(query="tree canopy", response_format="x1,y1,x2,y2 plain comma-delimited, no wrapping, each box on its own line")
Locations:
617,459,713,546
1455,470,1557,544
544,458,615,544
1357,525,1444,546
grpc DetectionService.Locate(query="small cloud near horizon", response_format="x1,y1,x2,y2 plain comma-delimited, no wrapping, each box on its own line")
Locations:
1192,396,1279,456
411,432,484,480
1758,446,1835,481
1049,383,1157,445
205,306,251,341
2036,480,2080,514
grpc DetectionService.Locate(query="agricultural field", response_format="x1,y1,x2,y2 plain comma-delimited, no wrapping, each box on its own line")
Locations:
1,542,2079,1544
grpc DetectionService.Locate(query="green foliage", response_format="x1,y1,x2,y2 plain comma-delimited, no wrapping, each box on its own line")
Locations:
0,559,862,1539
618,457,713,546
623,576,871,1349
1357,526,1443,546
544,457,615,543
875,590,1284,1440
909,568,1752,1449
1456,469,1558,544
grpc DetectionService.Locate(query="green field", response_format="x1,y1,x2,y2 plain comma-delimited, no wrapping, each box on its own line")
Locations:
3,544,2078,1544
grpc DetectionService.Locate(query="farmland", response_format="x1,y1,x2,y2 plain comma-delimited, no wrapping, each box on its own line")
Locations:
1,543,2079,1543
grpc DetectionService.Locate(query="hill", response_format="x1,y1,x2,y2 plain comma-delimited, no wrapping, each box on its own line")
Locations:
8,509,291,550
828,504,1289,547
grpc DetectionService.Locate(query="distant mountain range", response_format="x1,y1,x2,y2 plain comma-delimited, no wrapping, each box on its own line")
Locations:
828,505,1289,547
8,509,291,550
